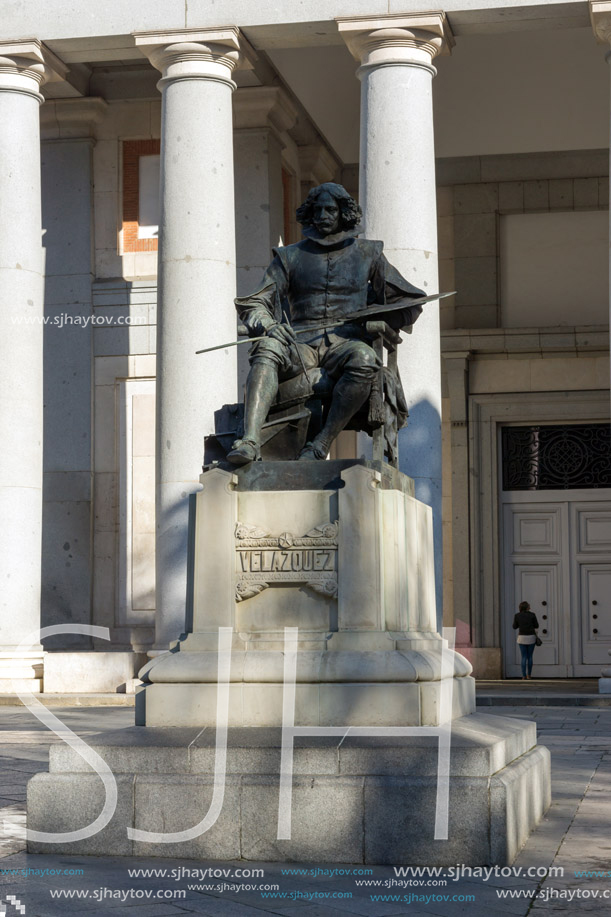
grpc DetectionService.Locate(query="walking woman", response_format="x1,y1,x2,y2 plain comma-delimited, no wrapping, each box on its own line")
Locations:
513,600,540,679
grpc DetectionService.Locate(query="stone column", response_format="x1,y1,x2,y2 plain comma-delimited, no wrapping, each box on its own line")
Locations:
338,14,454,622
134,29,254,648
591,1,611,394
0,41,66,689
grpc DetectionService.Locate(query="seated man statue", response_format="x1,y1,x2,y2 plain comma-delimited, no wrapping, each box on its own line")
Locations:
228,182,425,465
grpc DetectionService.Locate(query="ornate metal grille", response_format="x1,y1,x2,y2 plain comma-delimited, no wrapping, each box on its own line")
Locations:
501,424,611,491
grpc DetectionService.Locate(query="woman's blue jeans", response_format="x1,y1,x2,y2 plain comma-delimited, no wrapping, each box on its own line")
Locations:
519,642,535,676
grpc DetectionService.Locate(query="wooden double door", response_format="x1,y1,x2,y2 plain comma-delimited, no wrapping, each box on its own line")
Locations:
502,492,611,677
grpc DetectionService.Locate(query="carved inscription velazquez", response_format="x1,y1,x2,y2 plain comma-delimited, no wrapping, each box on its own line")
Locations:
234,521,338,602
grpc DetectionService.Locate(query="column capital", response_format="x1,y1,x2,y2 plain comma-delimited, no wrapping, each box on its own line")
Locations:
233,86,298,139
590,1,611,45
40,97,108,141
337,12,454,75
134,27,257,90
0,39,68,102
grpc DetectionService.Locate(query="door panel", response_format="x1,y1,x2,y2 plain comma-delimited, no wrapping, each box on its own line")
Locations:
572,502,611,672
502,497,611,677
512,566,558,666
578,510,611,554
503,503,568,677
580,565,611,664
511,512,559,555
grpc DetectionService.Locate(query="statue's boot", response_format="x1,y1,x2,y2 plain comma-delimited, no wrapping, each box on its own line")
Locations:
298,376,371,461
228,362,278,465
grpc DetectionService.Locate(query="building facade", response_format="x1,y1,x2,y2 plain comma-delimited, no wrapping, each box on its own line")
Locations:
0,1,609,690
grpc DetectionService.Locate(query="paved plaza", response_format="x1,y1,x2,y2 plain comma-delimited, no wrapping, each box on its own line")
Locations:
0,701,609,915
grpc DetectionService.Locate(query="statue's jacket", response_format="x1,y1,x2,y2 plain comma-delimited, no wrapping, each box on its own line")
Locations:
235,226,425,342
234,226,426,440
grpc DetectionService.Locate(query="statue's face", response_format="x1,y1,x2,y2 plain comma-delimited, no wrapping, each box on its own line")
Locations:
311,190,340,235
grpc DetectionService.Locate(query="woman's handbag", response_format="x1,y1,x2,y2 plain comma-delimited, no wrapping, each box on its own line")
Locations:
535,635,542,647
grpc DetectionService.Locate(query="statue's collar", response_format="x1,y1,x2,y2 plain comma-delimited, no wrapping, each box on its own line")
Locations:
301,225,362,248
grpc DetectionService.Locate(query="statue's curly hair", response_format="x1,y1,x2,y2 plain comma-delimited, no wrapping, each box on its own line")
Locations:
296,182,362,231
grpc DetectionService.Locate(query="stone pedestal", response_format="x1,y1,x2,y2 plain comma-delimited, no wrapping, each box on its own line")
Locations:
137,461,475,727
27,461,551,864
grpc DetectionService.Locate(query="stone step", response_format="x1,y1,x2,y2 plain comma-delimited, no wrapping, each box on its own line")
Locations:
48,713,536,778
27,713,550,865
0,693,135,707
477,695,611,707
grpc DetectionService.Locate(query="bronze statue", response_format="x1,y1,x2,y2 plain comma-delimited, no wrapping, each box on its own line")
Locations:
226,182,426,466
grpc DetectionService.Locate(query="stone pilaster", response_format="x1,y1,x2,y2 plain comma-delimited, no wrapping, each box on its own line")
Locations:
40,98,107,651
590,1,611,396
443,351,472,643
588,2,611,694
0,40,67,689
232,87,297,384
134,29,255,648
298,142,341,201
338,13,454,623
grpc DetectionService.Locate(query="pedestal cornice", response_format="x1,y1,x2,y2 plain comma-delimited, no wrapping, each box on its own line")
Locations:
0,39,68,102
337,12,454,75
134,27,257,90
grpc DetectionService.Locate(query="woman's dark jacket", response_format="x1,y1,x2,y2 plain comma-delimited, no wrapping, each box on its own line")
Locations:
512,610,540,635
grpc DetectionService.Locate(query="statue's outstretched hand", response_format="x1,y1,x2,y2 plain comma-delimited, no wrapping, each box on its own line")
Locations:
266,322,297,346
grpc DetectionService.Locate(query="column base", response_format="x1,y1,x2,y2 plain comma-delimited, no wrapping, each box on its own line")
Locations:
26,713,551,864
43,652,147,694
0,652,44,693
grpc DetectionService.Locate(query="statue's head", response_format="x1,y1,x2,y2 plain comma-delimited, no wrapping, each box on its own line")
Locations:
296,182,362,236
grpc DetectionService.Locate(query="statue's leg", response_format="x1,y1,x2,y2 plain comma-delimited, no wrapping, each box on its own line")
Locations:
299,341,378,461
228,358,279,465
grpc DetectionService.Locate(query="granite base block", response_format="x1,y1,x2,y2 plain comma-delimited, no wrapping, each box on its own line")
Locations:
27,713,550,864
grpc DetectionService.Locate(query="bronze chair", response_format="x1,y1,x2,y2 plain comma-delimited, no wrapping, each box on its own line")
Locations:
204,321,406,469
